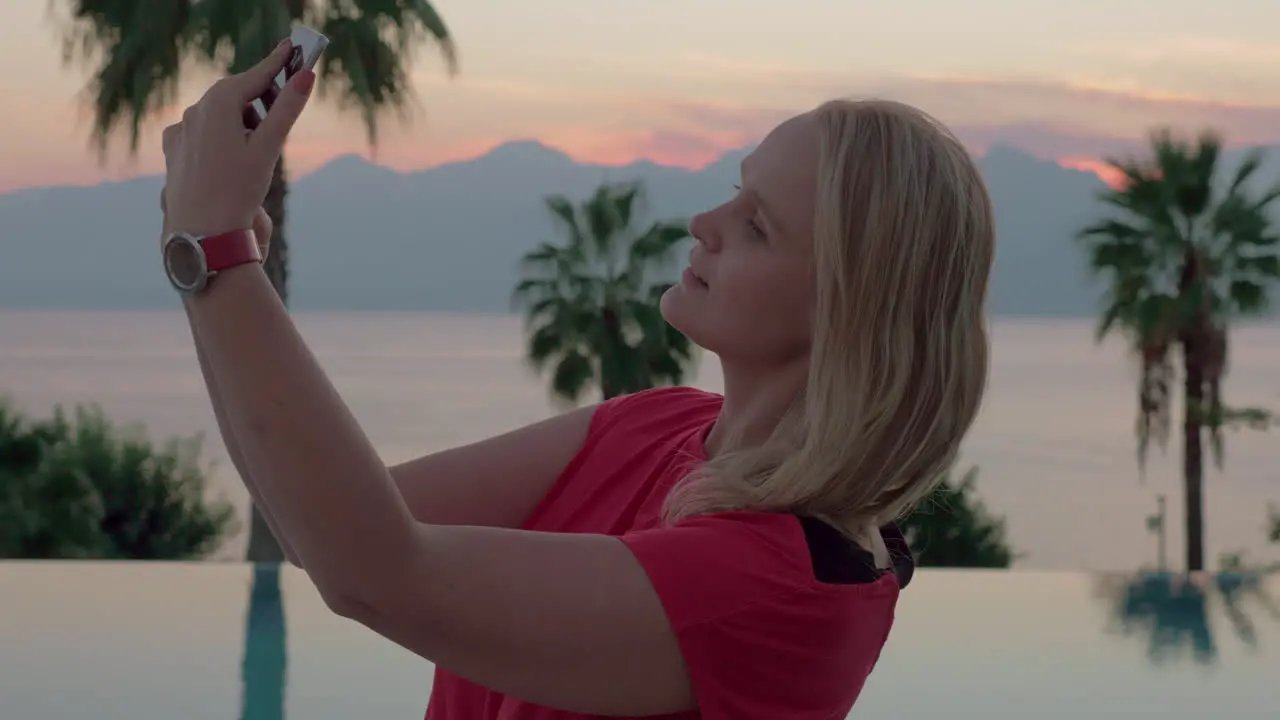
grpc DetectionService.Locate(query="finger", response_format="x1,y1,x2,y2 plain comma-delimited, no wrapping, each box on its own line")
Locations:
161,123,182,156
242,104,262,131
160,187,172,237
252,209,273,262
228,39,294,103
252,69,315,156
252,207,273,246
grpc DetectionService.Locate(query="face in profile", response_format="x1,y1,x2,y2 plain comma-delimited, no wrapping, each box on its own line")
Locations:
660,112,820,370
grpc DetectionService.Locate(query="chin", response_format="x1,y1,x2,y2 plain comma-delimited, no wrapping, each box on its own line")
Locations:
660,284,695,329
660,285,715,352
658,285,684,327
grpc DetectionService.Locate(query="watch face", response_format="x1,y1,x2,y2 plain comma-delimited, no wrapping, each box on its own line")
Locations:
164,235,208,293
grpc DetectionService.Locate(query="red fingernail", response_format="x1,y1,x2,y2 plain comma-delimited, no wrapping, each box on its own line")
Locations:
293,70,316,94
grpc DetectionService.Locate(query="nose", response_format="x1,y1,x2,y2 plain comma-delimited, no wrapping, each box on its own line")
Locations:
688,209,721,252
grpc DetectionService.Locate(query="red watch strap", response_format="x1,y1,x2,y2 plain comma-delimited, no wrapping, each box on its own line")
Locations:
200,229,262,271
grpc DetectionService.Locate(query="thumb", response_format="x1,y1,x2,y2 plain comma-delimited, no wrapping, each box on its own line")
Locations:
252,207,273,261
253,70,315,156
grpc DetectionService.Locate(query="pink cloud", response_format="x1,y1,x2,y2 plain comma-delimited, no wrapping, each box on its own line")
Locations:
552,77,1280,176
9,72,1280,193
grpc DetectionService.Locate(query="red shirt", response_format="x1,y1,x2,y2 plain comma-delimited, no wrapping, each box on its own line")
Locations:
425,386,912,719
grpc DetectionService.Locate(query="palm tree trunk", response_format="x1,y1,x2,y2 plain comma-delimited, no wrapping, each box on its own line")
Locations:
600,305,623,399
263,157,290,304
1182,341,1206,572
246,157,289,564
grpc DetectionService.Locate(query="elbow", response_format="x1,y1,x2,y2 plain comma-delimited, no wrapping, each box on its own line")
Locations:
284,548,305,569
319,585,384,626
313,517,422,624
313,571,382,623
316,579,363,619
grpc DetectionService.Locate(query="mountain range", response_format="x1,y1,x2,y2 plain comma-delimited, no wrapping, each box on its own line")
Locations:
2,140,1278,316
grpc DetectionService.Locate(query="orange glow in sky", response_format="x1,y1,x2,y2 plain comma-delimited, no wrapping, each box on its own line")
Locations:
1057,157,1128,189
4,1,1280,193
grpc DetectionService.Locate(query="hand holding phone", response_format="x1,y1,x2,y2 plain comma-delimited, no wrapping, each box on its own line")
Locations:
163,39,318,241
245,26,329,129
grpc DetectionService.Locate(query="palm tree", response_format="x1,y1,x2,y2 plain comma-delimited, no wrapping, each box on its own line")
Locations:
1077,128,1280,571
53,0,457,562
513,181,697,404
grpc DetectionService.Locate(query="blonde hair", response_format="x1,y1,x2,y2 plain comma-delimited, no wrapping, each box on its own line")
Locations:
662,98,995,540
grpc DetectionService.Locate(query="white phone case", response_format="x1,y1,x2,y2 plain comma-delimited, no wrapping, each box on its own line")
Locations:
249,26,329,124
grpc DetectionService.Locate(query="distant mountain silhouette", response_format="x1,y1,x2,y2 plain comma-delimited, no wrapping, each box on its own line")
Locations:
1,140,1277,315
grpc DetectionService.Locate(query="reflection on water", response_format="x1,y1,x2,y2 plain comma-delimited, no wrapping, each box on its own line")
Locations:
1095,569,1280,665
3,564,1277,718
240,564,287,720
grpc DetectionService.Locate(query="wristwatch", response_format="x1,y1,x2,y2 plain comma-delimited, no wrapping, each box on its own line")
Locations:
161,229,262,294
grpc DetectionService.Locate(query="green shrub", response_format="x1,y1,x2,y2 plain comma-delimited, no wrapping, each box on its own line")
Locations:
0,400,236,559
900,465,1017,568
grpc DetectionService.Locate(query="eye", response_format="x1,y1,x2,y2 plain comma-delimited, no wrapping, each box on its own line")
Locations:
731,185,766,239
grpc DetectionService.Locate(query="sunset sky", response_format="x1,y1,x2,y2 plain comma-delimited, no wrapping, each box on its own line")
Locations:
2,0,1279,192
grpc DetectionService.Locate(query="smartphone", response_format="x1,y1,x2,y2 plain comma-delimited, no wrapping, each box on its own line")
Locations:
246,26,329,128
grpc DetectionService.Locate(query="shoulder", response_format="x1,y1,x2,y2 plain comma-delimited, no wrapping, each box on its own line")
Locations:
620,511,906,622
589,386,722,438
588,384,721,427
619,511,910,718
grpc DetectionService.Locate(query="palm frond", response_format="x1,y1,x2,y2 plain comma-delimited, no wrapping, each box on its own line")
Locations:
54,0,193,158
514,181,696,404
393,0,459,73
625,220,689,278
543,196,589,252
581,184,628,269
309,0,456,149
188,0,291,72
549,351,595,406
524,321,567,371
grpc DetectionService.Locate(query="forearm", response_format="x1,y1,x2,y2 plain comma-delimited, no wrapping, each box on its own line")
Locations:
183,262,415,598
183,300,303,567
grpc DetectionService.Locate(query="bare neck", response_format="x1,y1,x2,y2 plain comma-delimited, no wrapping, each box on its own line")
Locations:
704,356,808,459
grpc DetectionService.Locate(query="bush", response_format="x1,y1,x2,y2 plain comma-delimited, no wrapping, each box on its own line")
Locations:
899,465,1017,568
0,400,237,559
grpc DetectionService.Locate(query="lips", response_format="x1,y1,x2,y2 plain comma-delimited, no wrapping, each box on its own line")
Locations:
682,266,709,288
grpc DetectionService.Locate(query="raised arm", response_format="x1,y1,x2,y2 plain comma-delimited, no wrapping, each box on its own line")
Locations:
171,186,593,569
388,404,596,529
157,46,696,715
185,302,301,565
191,279,594,567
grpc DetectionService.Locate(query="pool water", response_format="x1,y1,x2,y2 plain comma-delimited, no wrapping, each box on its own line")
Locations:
2,564,1276,718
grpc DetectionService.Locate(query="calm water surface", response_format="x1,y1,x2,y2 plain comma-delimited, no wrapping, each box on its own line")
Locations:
0,563,1276,719
1,310,1277,570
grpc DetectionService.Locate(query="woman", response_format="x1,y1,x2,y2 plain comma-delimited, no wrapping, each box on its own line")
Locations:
160,41,993,719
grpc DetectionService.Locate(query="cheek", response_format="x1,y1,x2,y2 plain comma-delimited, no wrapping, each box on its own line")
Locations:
659,252,815,361
729,247,807,298
735,267,812,333
709,258,815,350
